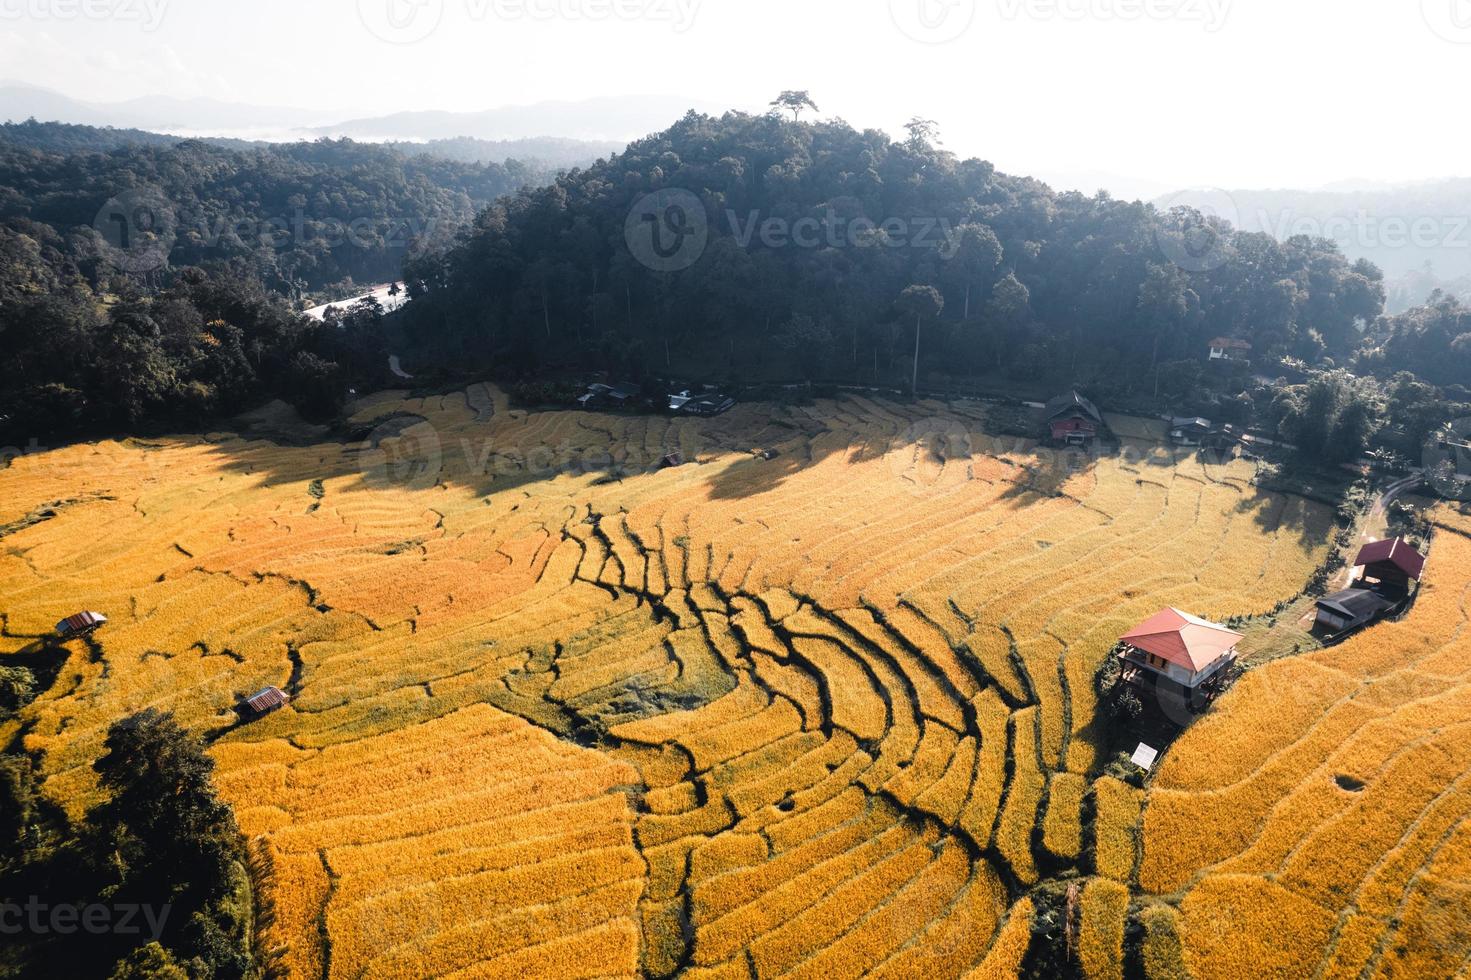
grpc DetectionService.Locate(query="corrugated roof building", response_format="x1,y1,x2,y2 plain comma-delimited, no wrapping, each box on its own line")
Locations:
55,611,107,638
243,686,290,717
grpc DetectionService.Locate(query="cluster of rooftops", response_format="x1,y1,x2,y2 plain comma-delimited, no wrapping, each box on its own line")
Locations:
577,382,735,417
1043,390,1248,455
1313,538,1426,640
1117,537,1428,702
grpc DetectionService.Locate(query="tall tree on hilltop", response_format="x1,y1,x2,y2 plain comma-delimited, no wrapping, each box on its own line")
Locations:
769,91,819,122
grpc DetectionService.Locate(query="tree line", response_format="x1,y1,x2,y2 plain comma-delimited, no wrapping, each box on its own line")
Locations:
1,111,1467,463
393,108,1464,464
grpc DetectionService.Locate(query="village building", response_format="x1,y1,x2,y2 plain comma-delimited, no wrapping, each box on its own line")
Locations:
1208,337,1252,361
1202,423,1244,454
607,382,643,406
577,382,644,409
1118,608,1243,706
576,383,614,408
1170,418,1245,455
1313,537,1426,640
55,611,107,638
1044,391,1104,447
1353,537,1426,595
1168,417,1213,447
681,393,736,417
1313,589,1397,638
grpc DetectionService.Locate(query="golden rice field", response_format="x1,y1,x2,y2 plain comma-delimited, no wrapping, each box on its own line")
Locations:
1140,506,1471,980
7,382,1457,978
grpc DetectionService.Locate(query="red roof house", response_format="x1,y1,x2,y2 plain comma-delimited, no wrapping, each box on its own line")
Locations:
1353,538,1426,595
1354,538,1425,580
1119,608,1243,690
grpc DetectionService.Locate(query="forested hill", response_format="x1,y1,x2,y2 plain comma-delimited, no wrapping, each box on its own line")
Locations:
0,118,188,153
0,131,553,298
400,110,1386,392
0,131,558,441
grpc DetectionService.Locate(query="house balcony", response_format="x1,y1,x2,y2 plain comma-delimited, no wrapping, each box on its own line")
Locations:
1119,646,1236,691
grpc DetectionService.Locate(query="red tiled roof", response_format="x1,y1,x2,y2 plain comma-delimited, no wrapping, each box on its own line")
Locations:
1120,608,1244,673
1355,538,1426,580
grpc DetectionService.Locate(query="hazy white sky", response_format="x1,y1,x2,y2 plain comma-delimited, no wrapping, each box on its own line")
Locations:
2,0,1467,191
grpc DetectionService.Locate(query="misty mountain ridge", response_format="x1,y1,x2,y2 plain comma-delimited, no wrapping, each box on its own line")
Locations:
0,83,717,147
1160,180,1471,311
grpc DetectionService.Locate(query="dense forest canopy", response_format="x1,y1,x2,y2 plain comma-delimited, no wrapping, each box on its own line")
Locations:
0,125,557,440
0,109,1466,465
0,127,552,299
401,110,1390,396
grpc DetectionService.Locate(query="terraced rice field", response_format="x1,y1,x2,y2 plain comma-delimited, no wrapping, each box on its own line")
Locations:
1,385,1384,977
1140,507,1471,980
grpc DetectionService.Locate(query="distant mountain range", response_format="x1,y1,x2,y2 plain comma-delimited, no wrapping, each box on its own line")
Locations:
0,82,340,136
312,94,728,142
0,117,621,171
0,82,720,154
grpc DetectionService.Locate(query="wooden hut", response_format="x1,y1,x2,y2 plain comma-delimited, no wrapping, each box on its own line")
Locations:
242,686,290,719
55,611,107,639
1044,391,1103,447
